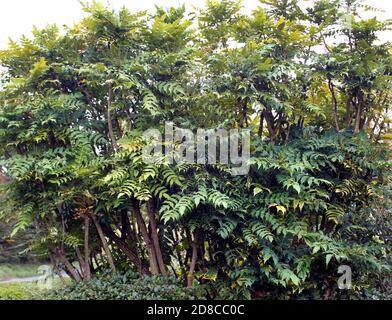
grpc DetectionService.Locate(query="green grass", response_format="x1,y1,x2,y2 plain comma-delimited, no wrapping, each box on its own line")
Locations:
0,264,70,300
0,264,41,279
0,282,37,300
0,279,67,300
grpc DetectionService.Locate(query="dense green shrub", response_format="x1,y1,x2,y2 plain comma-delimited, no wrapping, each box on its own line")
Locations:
0,0,391,300
45,271,205,300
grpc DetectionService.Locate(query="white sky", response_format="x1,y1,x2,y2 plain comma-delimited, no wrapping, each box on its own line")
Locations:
0,0,391,49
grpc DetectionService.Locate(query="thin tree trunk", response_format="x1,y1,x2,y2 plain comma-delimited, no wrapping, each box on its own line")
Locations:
75,246,86,278
263,109,276,144
48,252,67,285
354,91,364,134
285,124,291,145
90,211,116,272
173,230,186,275
60,256,81,282
147,200,167,276
328,79,340,131
107,83,119,152
238,98,249,128
133,201,160,275
187,230,200,287
102,224,150,275
50,246,81,282
258,112,264,139
344,98,352,127
120,210,129,241
354,104,362,134
84,215,91,280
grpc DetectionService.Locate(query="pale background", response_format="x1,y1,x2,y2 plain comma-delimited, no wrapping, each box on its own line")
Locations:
0,0,391,49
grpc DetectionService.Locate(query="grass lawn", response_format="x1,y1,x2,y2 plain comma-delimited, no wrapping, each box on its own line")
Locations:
0,282,38,300
0,264,70,300
0,264,41,279
0,279,67,300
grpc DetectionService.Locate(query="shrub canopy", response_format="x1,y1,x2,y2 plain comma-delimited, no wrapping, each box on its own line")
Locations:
0,0,391,299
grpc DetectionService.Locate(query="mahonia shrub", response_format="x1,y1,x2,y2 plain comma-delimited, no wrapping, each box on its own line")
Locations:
0,0,391,300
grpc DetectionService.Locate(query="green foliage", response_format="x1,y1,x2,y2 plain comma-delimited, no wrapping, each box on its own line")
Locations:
45,271,205,300
0,0,391,300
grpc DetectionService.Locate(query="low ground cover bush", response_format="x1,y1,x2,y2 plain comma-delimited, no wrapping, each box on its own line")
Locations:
44,271,205,300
